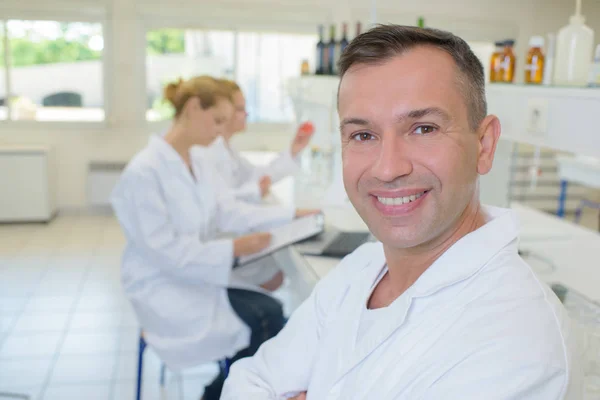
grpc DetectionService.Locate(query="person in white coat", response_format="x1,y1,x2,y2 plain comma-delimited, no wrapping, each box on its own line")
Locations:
222,25,582,399
110,76,317,400
209,79,315,202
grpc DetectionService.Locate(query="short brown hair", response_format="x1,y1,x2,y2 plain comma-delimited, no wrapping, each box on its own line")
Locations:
164,76,231,117
339,24,486,130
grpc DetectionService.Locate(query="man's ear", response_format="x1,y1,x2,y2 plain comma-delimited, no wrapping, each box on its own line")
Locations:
476,115,501,175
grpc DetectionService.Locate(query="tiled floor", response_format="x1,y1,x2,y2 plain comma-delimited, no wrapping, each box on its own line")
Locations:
1,208,598,400
0,215,218,400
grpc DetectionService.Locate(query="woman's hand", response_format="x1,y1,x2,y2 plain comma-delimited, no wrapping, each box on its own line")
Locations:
290,122,315,157
259,270,284,292
290,393,307,400
233,232,272,257
295,209,321,219
259,175,272,198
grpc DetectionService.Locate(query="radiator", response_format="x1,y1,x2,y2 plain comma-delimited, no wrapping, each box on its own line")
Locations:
87,161,127,207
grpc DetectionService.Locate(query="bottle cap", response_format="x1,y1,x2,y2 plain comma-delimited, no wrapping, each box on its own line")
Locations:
494,41,505,47
529,36,545,48
504,39,516,46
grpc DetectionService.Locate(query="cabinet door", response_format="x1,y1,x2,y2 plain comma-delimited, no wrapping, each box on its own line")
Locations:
0,153,50,222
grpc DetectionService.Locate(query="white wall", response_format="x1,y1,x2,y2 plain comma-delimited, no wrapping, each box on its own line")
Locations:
0,0,598,209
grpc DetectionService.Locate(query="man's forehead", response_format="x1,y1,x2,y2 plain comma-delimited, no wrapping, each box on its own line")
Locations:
338,50,467,111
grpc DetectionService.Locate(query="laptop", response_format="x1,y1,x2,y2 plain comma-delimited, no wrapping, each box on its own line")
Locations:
295,227,372,258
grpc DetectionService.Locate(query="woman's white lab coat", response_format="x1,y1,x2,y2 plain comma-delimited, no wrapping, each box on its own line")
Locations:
110,136,295,370
208,137,300,202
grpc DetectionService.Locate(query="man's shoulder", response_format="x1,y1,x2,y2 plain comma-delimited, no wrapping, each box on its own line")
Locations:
456,250,573,369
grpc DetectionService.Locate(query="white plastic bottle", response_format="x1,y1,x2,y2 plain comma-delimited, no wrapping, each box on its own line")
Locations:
553,0,595,86
588,44,600,87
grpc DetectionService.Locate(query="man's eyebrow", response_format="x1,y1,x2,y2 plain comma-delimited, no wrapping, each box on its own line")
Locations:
401,107,452,123
339,117,370,130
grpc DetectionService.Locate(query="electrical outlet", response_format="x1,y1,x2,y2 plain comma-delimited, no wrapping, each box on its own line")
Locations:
527,98,549,135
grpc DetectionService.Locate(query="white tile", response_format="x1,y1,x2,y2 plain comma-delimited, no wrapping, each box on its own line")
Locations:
113,381,161,400
68,311,121,332
113,378,189,400
0,297,29,314
0,357,54,386
49,354,115,384
183,377,209,400
119,329,143,353
120,312,140,330
60,332,119,355
75,295,127,312
24,296,77,313
0,283,38,297
0,385,43,400
12,313,70,333
0,315,15,334
181,362,219,379
35,282,82,296
0,332,62,358
42,383,111,400
114,351,162,381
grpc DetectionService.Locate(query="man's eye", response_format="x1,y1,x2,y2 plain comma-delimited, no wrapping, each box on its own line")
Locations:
352,132,374,141
414,125,437,135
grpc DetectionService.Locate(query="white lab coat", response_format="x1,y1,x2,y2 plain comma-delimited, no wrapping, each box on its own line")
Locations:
208,137,300,203
222,207,582,399
110,135,295,370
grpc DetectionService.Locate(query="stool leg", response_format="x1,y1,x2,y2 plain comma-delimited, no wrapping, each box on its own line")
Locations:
557,180,568,218
160,363,166,387
136,336,146,400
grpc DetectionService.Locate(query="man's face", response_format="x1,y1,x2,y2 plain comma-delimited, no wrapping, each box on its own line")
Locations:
338,46,487,249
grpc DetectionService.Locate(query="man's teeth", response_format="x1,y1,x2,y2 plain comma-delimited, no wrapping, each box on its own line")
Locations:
376,191,426,206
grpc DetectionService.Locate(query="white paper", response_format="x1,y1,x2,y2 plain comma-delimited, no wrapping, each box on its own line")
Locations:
238,213,325,265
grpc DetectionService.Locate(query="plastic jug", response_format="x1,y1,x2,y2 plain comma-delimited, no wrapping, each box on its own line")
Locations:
553,0,595,86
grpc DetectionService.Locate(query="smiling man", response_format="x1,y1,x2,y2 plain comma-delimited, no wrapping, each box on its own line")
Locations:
221,25,581,400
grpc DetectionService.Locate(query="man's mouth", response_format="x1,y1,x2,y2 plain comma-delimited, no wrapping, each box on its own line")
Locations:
375,190,428,206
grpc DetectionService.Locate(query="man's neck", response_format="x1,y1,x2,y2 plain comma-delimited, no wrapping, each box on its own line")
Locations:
382,201,486,301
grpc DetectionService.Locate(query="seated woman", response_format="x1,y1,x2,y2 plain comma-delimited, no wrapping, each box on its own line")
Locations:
111,76,317,400
209,79,315,202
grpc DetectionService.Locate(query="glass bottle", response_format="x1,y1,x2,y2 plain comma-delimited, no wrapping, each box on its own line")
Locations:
525,36,545,84
489,41,505,82
501,40,516,83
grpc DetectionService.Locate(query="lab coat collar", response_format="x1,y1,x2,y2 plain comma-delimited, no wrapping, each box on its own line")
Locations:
332,206,519,385
410,206,519,299
148,134,185,166
149,135,205,186
150,134,214,168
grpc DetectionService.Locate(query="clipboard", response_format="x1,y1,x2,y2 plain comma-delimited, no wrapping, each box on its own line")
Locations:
237,213,325,266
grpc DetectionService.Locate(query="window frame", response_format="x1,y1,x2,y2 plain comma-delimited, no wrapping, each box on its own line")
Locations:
0,11,111,130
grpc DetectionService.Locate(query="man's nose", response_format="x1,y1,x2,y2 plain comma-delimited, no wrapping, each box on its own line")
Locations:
371,133,413,183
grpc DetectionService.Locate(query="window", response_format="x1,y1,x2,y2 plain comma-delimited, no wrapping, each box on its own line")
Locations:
0,22,6,121
1,20,104,122
237,32,316,123
146,28,235,122
145,28,316,123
